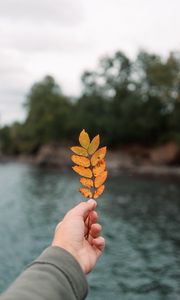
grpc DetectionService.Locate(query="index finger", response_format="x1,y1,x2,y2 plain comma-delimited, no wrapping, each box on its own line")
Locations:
69,199,97,220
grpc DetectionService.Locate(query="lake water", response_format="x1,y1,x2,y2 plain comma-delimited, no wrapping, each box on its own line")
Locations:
0,163,180,300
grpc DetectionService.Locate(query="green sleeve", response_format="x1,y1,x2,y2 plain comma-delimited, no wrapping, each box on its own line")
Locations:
0,246,88,300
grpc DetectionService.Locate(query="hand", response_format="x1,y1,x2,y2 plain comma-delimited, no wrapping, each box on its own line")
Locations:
52,199,105,274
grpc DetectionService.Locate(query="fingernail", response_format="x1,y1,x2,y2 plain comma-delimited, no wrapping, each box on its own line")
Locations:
88,199,97,208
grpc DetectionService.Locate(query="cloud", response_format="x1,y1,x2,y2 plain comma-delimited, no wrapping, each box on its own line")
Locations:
0,23,92,53
0,49,32,125
0,0,83,26
0,0,180,125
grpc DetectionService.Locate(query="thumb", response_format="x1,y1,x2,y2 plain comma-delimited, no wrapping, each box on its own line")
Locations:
70,199,97,219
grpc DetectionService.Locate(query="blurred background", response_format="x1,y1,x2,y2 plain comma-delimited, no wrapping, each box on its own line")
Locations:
0,1,180,299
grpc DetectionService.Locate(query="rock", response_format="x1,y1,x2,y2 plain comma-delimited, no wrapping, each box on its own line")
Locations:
2,141,180,179
121,142,180,166
107,150,135,172
150,142,179,165
35,144,71,168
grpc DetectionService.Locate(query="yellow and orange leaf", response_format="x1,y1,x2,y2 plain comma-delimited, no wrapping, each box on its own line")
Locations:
71,130,107,200
79,188,92,198
93,159,106,177
88,135,100,155
94,185,105,199
91,147,107,166
70,146,88,157
72,166,92,178
80,178,93,188
94,170,108,188
71,155,90,167
79,129,90,149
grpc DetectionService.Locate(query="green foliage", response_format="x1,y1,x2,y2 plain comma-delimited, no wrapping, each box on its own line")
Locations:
0,50,180,155
0,126,11,154
0,122,27,154
24,75,73,151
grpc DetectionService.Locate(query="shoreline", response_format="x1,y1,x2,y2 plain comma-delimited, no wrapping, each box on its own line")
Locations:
1,144,180,180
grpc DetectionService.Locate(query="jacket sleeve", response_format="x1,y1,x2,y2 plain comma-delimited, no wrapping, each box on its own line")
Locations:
0,246,88,300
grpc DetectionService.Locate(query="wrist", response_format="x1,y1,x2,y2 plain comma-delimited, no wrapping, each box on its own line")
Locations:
52,241,85,273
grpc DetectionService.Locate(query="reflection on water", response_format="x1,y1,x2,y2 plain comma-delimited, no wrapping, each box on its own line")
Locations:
0,163,180,299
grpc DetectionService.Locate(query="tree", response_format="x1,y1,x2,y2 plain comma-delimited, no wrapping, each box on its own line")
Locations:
24,75,72,150
81,51,131,98
1,50,180,155
0,126,11,154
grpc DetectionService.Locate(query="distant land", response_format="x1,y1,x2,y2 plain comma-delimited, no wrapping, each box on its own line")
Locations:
1,142,180,180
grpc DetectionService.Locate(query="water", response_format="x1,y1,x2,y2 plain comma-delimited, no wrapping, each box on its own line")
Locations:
0,163,180,300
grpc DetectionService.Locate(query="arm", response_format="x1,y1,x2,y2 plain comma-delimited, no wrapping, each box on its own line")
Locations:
1,247,87,300
1,199,105,300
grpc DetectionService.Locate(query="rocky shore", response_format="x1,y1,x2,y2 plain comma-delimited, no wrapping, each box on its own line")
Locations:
1,142,180,179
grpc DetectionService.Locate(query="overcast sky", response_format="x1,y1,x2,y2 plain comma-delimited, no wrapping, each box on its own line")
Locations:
0,0,180,125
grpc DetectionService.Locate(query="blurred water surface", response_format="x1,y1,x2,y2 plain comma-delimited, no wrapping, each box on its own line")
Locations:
0,163,180,300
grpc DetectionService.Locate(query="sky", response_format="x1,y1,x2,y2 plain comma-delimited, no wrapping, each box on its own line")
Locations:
0,0,180,125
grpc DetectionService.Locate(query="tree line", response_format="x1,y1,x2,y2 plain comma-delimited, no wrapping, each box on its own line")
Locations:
0,50,180,155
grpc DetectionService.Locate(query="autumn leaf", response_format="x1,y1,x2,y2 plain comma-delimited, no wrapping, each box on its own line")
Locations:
80,178,93,188
79,188,92,198
93,159,106,177
94,185,105,199
71,130,107,200
72,166,92,178
91,147,107,166
79,129,90,149
88,135,100,155
71,155,90,167
71,146,88,157
94,171,108,188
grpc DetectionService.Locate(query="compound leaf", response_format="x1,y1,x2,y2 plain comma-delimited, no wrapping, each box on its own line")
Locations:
71,146,88,157
79,188,93,198
94,185,105,199
91,147,107,166
79,129,90,149
94,170,108,188
88,135,100,155
71,155,90,167
71,130,107,200
93,159,106,177
80,178,94,188
72,166,92,178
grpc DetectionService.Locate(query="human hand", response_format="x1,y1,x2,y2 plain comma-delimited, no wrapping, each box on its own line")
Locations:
52,199,105,274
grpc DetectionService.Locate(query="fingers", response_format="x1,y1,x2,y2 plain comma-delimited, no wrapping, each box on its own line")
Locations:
87,222,101,243
92,236,105,258
89,223,102,239
69,199,97,220
84,211,98,236
90,210,98,224
85,210,98,226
